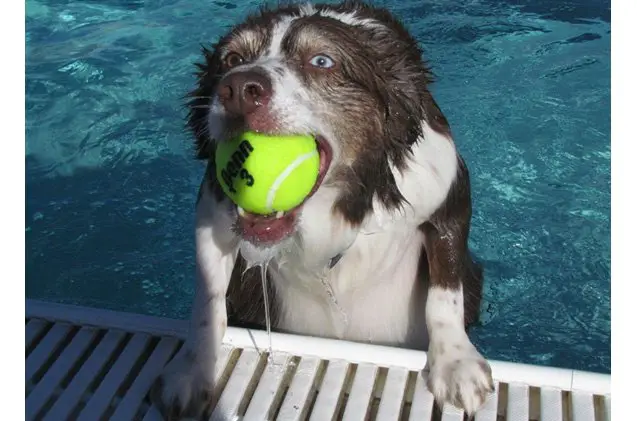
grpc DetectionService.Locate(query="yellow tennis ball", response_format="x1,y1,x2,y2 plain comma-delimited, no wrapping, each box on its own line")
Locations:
215,131,320,215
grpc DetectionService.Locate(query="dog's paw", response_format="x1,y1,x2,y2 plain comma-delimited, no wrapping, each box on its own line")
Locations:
150,349,215,420
424,344,494,415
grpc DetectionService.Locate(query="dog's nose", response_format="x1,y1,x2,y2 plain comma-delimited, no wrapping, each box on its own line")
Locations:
217,70,272,116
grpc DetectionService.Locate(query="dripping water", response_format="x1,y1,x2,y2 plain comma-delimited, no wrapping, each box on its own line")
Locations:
260,263,273,361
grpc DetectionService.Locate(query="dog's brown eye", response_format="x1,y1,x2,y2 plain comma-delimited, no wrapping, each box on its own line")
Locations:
224,52,244,69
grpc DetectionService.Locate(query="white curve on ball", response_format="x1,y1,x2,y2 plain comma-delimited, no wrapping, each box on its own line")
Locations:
266,150,319,212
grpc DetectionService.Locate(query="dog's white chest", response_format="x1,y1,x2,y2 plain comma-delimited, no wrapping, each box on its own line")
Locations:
270,226,429,349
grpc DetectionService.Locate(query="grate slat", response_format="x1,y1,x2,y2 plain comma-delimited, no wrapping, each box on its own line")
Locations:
26,323,74,383
342,363,378,421
76,333,151,421
110,337,180,420
308,360,350,421
26,327,98,419
408,372,435,421
209,348,263,421
43,330,127,420
26,319,49,350
506,383,530,421
571,391,596,421
243,353,292,420
276,356,322,421
540,387,563,421
376,367,409,421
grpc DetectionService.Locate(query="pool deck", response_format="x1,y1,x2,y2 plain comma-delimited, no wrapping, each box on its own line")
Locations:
25,298,611,421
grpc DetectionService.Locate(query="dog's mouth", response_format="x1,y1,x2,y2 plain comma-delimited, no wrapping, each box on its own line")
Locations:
235,135,333,245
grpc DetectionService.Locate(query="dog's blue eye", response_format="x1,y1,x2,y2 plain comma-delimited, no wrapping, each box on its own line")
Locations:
309,55,335,69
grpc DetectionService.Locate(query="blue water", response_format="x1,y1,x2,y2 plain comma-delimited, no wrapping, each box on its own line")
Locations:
25,0,610,373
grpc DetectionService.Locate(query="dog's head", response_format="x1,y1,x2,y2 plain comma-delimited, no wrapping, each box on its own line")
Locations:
188,1,451,265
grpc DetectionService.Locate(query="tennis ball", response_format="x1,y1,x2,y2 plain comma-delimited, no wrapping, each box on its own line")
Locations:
215,131,320,215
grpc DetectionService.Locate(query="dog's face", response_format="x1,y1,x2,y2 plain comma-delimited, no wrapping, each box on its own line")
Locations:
189,2,450,264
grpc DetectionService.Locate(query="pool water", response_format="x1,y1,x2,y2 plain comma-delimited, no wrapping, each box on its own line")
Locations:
25,0,610,373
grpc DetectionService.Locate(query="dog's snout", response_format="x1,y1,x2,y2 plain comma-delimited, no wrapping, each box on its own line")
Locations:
218,71,272,116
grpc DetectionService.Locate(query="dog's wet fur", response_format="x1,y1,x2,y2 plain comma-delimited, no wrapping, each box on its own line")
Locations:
151,2,494,419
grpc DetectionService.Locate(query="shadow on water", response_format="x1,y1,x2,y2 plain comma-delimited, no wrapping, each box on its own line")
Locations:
25,155,204,319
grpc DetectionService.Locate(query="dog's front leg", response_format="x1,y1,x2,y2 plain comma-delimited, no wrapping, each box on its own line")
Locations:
151,178,237,420
422,224,494,415
421,166,494,416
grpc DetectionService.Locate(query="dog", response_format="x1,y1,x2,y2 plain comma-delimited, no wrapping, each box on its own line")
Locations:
150,1,494,418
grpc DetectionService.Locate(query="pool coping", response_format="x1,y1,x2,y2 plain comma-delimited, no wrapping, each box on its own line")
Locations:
25,298,611,420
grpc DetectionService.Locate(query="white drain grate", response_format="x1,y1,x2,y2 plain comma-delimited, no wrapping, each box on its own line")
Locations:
26,300,611,421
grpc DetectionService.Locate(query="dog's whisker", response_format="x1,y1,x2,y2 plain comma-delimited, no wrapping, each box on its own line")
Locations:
193,125,210,139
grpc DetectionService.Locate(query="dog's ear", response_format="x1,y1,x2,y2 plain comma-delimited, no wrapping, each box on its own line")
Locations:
330,29,438,224
344,3,451,168
375,39,435,169
186,43,224,160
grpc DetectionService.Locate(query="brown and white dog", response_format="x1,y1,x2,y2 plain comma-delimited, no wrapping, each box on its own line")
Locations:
151,1,493,418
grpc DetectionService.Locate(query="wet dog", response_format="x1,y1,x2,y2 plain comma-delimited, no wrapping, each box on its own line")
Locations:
151,1,493,418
